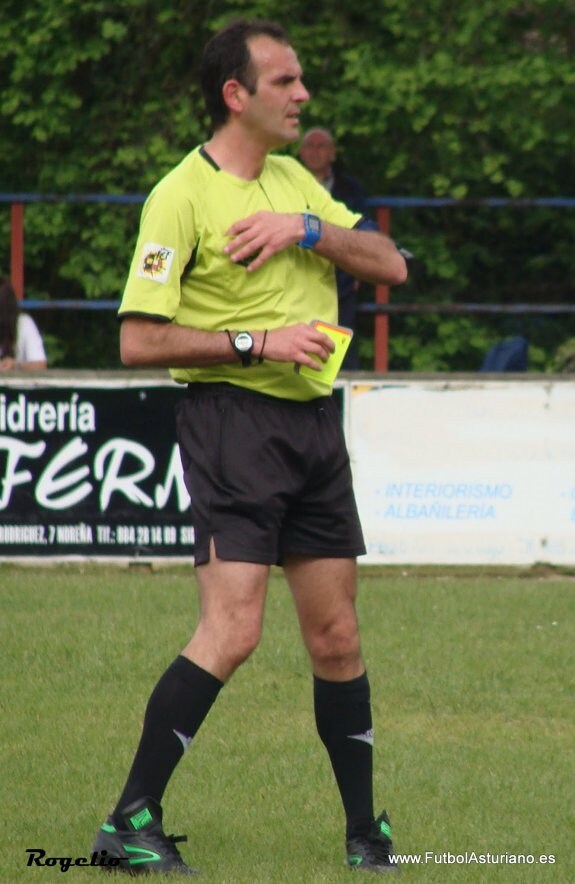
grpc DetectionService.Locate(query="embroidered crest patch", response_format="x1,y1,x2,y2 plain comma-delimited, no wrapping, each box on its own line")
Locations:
137,243,175,283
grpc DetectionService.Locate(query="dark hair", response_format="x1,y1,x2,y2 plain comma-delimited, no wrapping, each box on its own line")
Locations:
0,278,19,359
200,19,290,131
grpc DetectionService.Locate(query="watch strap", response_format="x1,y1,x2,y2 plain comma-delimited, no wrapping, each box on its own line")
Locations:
225,329,253,367
298,213,322,249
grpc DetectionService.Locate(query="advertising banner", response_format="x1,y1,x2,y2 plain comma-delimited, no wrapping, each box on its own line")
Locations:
350,379,575,565
3,374,575,565
0,376,193,559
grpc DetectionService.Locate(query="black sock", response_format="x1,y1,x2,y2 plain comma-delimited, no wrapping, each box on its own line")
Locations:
314,672,375,839
113,656,223,817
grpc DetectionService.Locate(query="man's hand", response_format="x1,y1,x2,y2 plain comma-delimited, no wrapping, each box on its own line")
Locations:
224,211,303,271
225,211,408,286
259,323,334,371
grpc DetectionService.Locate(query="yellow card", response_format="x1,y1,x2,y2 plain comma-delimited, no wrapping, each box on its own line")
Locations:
296,320,354,387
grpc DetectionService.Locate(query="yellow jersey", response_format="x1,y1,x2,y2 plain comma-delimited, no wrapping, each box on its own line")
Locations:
119,146,361,400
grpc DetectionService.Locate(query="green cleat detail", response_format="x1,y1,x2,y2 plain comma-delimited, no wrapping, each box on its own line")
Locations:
346,810,399,873
91,796,199,875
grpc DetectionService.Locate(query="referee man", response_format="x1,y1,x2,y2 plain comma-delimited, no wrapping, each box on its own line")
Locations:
92,18,407,875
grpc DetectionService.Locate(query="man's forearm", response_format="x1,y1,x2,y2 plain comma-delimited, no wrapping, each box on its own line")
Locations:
120,318,239,368
119,317,335,371
314,224,408,287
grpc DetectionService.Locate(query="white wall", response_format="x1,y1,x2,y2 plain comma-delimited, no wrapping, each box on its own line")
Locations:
348,378,575,565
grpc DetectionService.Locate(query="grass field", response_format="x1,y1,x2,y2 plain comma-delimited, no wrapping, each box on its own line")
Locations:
2,564,574,882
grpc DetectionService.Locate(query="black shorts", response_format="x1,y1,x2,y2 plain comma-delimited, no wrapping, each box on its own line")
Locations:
175,382,366,566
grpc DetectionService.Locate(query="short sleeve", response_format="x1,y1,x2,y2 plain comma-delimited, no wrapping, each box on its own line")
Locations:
16,314,46,363
119,181,197,321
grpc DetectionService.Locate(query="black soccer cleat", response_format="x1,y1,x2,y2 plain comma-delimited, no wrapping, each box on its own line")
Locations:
346,810,399,873
92,796,198,875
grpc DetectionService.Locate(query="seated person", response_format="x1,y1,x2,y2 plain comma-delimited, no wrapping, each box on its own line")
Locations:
0,278,47,370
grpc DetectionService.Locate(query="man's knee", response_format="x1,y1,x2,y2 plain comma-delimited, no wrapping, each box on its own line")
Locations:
193,555,269,674
307,616,361,668
225,615,262,666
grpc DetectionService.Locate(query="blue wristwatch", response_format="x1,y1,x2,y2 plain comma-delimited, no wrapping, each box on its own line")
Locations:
298,213,322,249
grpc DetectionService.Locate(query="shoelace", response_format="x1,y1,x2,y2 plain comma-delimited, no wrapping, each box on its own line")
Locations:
349,832,393,864
365,836,393,863
147,829,189,862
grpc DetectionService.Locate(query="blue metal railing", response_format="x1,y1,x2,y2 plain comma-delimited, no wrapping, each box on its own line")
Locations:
3,192,574,316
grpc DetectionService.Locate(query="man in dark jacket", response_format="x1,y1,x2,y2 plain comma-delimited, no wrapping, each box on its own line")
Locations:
299,128,370,369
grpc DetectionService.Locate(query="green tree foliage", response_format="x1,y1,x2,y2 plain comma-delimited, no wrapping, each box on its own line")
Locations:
1,0,574,368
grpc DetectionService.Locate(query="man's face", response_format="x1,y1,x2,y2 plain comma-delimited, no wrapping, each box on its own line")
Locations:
299,131,336,178
240,36,310,149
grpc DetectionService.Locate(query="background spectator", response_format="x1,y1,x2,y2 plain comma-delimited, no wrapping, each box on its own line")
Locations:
0,278,47,371
299,128,370,369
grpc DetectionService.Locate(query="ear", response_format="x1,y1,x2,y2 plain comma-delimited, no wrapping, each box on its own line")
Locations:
222,79,247,115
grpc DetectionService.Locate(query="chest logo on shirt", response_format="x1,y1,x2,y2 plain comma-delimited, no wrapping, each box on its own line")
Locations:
137,243,175,284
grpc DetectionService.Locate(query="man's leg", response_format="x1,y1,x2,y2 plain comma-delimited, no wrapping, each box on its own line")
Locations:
93,554,269,874
283,556,374,836
285,555,397,872
114,551,270,812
